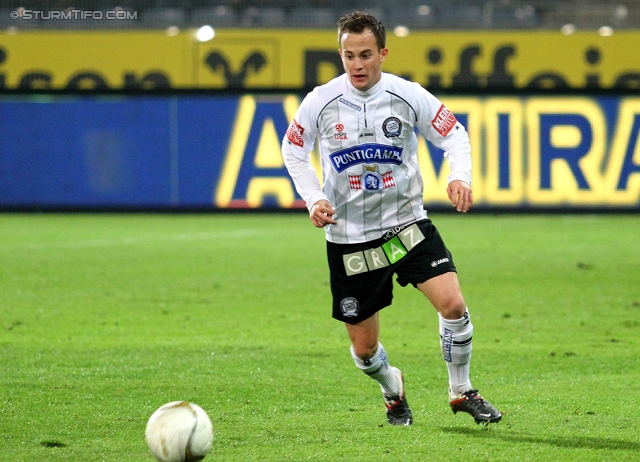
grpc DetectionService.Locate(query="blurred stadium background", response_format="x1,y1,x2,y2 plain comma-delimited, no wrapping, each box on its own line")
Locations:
2,6,638,460
2,0,640,30
0,1,639,211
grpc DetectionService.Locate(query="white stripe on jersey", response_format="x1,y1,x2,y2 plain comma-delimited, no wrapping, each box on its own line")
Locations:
282,72,471,244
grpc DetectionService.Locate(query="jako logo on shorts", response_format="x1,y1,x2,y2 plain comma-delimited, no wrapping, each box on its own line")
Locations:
431,258,450,267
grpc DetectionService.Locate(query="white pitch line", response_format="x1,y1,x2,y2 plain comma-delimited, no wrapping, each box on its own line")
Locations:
0,228,273,251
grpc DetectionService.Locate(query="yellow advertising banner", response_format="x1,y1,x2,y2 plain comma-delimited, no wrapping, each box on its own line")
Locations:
0,31,193,89
1,29,639,90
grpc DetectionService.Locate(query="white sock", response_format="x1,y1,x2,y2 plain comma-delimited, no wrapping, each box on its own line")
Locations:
439,308,473,396
350,342,399,396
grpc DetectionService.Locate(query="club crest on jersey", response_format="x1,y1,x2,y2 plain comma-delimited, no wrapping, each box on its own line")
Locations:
382,117,402,138
432,104,457,137
348,165,396,192
286,119,305,147
329,143,403,173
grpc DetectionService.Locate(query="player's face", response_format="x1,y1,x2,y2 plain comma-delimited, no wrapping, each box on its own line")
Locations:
339,30,388,92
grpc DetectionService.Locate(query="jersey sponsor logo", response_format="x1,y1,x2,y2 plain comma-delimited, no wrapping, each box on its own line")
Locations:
339,97,362,112
334,123,347,140
432,104,457,137
339,297,360,317
348,165,396,192
329,143,403,173
286,118,305,147
382,117,402,138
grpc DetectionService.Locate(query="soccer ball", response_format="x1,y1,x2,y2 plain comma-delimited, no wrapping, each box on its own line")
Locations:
145,401,214,462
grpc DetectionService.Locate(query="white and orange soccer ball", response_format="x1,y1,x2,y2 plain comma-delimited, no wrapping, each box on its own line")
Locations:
145,401,214,462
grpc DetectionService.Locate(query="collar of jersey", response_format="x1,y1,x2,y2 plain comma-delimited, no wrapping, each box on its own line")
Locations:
346,73,385,99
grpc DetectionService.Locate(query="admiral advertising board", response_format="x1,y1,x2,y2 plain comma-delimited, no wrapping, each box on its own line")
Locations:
0,94,638,210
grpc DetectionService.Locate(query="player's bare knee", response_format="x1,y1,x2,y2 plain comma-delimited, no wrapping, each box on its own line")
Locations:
352,343,378,361
436,298,466,320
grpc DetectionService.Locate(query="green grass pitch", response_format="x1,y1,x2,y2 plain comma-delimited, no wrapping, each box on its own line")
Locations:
1,212,639,461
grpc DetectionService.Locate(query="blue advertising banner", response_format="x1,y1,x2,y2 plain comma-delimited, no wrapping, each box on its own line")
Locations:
0,93,638,209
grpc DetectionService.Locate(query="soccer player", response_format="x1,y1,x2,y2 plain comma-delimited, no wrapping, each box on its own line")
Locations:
281,11,501,426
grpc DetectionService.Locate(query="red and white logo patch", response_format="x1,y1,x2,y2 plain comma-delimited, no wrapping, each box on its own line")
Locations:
334,123,347,140
286,119,305,147
431,104,457,137
381,171,396,188
348,174,361,189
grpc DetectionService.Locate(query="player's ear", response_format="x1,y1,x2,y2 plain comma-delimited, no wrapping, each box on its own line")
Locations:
380,47,388,62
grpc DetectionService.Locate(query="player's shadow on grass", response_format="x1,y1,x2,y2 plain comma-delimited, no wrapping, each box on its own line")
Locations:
443,427,640,452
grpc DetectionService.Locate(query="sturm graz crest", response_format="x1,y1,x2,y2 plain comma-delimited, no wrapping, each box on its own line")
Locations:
382,117,402,138
348,165,396,192
340,297,359,317
362,166,384,191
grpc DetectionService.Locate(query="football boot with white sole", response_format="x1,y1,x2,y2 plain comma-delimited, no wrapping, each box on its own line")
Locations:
382,368,413,426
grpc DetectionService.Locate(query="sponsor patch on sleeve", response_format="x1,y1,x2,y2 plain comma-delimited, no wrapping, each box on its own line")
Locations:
431,104,457,137
286,119,305,147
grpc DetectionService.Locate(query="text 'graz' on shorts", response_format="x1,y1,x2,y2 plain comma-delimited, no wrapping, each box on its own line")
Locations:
327,219,456,324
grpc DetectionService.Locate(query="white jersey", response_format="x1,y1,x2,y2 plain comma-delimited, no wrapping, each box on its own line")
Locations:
282,72,472,244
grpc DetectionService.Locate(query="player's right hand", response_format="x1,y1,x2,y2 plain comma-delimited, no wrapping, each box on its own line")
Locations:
310,200,337,228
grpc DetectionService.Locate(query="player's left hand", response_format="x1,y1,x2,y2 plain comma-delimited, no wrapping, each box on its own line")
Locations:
447,180,473,213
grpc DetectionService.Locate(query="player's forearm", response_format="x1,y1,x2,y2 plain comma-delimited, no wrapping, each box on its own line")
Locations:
282,151,329,210
444,140,472,186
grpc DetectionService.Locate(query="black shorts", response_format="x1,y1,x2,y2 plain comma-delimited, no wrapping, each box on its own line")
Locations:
327,219,456,324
